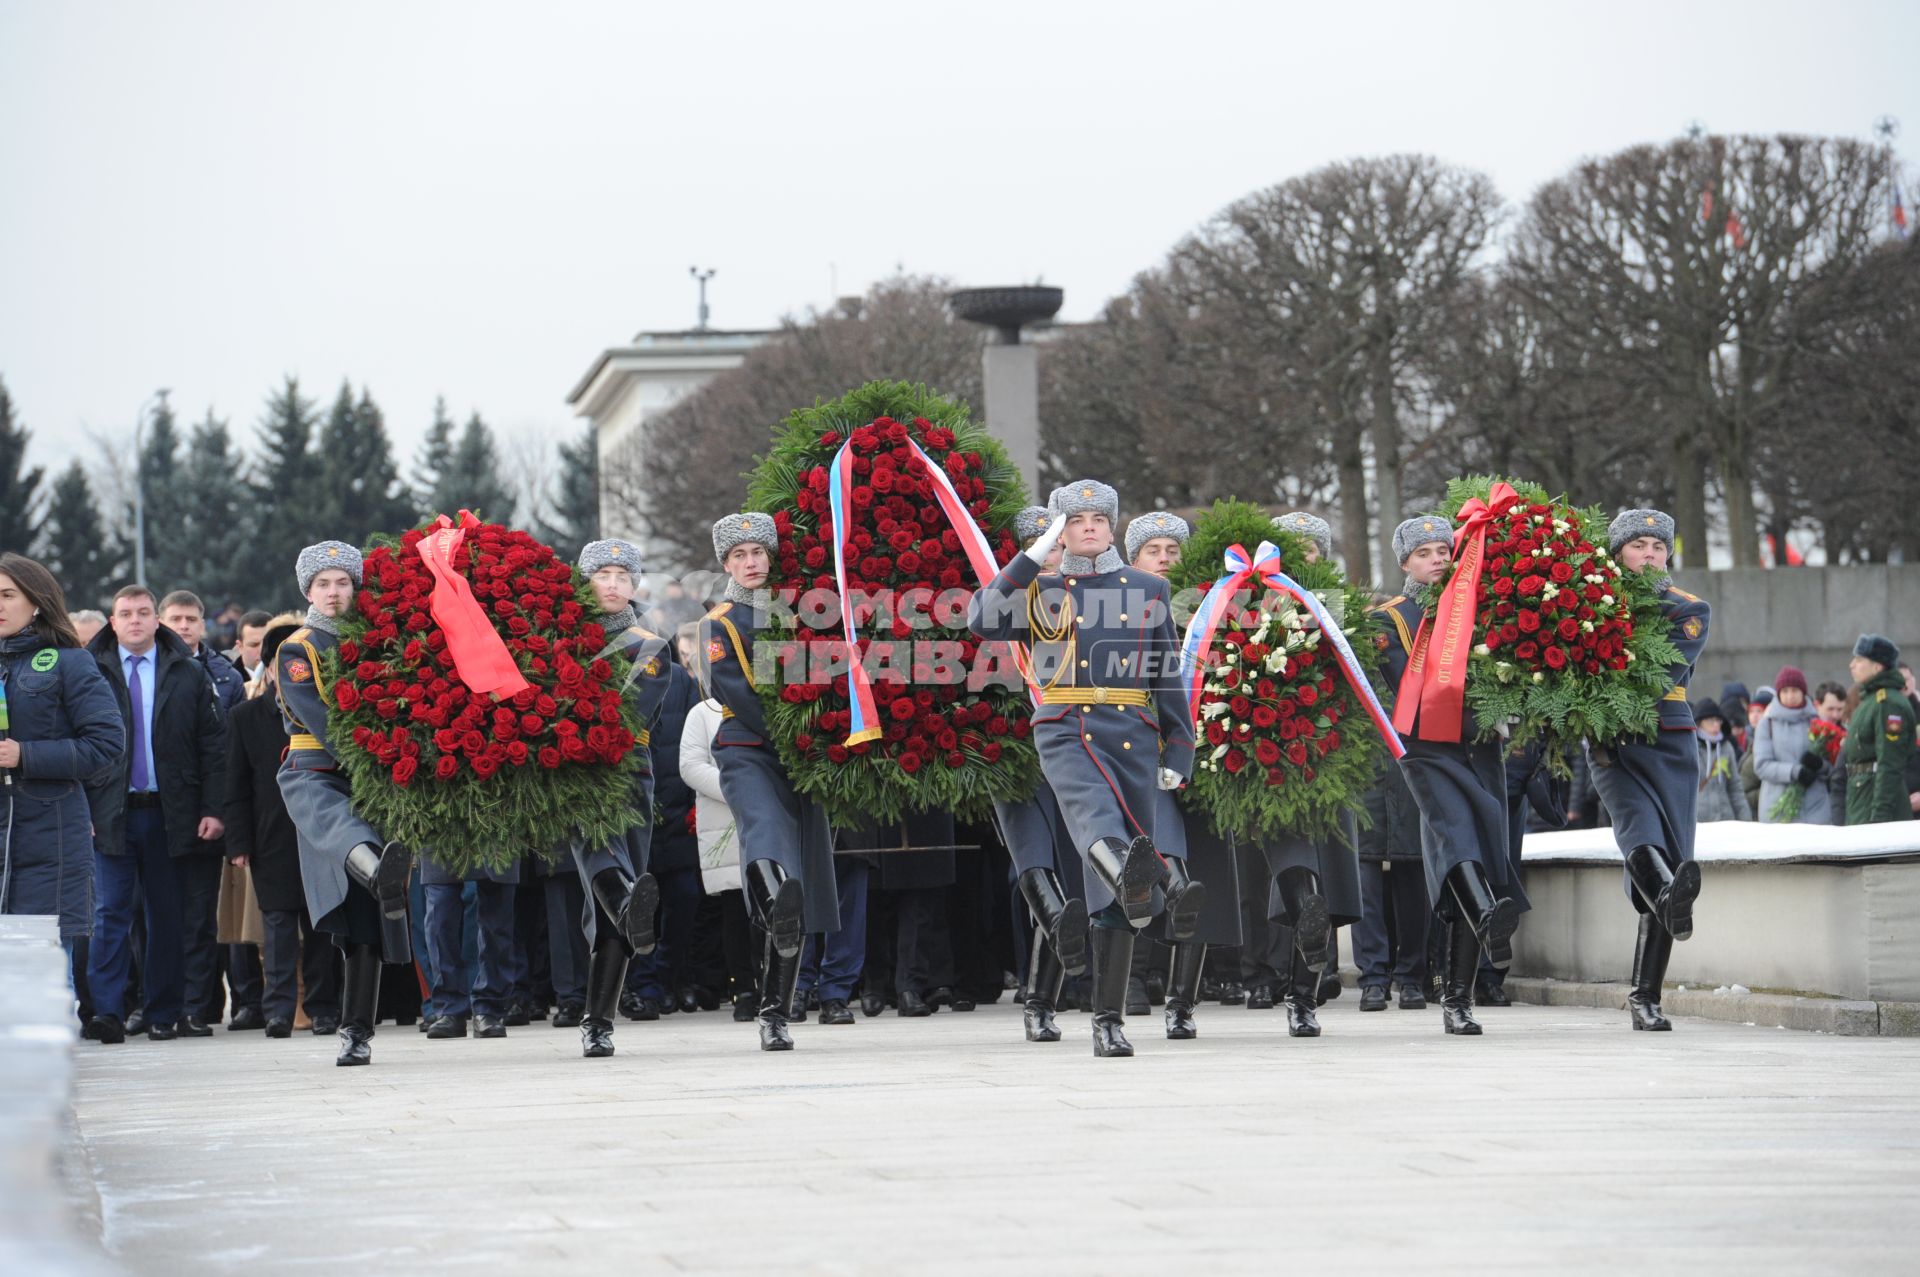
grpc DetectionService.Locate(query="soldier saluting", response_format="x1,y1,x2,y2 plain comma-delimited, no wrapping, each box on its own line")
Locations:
995,505,1092,1047
969,480,1197,1058
274,540,413,1067
697,513,840,1051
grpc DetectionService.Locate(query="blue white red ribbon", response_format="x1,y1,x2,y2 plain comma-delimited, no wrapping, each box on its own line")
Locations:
826,441,883,746
824,432,1040,747
1180,540,1404,760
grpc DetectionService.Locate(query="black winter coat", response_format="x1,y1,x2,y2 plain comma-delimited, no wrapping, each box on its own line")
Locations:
224,693,303,912
85,626,227,859
646,663,702,873
1,629,125,936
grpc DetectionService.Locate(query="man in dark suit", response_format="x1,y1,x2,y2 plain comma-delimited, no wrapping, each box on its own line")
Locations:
85,584,228,1041
160,588,257,1029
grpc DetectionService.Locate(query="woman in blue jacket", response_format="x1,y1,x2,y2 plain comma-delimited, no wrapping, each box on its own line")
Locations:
0,554,126,994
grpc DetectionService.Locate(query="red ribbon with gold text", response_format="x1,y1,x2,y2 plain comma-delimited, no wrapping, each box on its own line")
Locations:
1389,482,1520,743
416,510,533,702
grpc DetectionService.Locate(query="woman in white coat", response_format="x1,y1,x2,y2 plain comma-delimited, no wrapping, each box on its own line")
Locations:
679,690,758,1018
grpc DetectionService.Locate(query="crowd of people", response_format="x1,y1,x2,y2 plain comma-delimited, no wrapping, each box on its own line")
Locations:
0,490,1915,1062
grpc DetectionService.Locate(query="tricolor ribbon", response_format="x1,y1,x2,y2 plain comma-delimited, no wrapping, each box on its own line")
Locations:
1390,481,1521,743
825,444,884,746
824,433,1040,746
1180,541,1404,759
416,510,532,702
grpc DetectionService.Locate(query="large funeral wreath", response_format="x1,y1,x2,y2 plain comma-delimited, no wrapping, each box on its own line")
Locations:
742,380,1040,827
1168,500,1388,843
324,516,642,874
1413,476,1683,772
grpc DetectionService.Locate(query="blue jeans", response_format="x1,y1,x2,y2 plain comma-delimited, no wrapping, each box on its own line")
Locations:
799,857,868,1003
89,807,186,1025
423,881,517,1018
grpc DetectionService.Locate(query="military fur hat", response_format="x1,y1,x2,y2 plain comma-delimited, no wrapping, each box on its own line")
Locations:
1392,516,1452,567
711,513,779,567
1273,510,1332,560
578,538,644,579
1047,479,1119,524
1125,511,1190,562
1013,505,1053,544
1854,632,1900,668
1608,508,1675,557
295,540,363,593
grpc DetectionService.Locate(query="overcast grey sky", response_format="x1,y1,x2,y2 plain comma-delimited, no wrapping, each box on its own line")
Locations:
3,0,1914,481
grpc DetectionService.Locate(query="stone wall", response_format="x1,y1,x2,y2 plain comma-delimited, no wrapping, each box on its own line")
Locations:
1670,564,1920,695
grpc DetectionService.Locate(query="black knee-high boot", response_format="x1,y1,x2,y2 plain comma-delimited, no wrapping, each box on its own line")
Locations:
581,928,625,1058
1086,837,1161,928
744,860,805,959
1023,927,1065,1043
336,942,381,1066
1016,867,1090,975
1441,907,1483,1036
590,867,660,956
1165,941,1205,1040
1089,924,1136,1058
1277,866,1331,973
344,842,413,965
1624,845,1700,942
1285,944,1322,1037
1161,856,1207,943
757,927,800,1052
1628,914,1675,1031
1445,861,1520,970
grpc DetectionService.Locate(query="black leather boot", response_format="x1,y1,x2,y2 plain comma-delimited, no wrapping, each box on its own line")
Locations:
1086,836,1161,929
1285,947,1321,1037
1628,914,1675,1031
1624,845,1700,942
1017,867,1090,976
1023,927,1064,1043
336,943,380,1066
745,860,806,960
1445,861,1520,970
758,930,800,1052
344,841,414,965
591,867,660,957
1441,909,1483,1036
580,933,624,1058
1161,856,1207,943
1277,867,1331,973
1165,941,1205,1040
1089,925,1135,1058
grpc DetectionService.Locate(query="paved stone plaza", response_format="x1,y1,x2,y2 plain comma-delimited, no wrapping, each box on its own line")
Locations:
70,999,1920,1275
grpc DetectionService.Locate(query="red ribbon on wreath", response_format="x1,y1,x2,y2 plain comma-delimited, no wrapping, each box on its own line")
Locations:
1391,481,1520,743
416,510,532,702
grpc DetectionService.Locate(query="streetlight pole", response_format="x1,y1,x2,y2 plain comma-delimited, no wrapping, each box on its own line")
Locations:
133,387,169,588
689,266,715,331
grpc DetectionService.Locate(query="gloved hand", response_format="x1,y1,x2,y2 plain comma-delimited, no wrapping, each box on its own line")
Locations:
1023,512,1068,566
1157,767,1185,791
1794,748,1824,786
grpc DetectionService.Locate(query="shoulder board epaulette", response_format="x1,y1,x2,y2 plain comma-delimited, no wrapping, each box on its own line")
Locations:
704,602,734,621
1877,688,1888,703
1667,587,1701,603
632,626,663,643
1368,595,1407,613
288,627,313,644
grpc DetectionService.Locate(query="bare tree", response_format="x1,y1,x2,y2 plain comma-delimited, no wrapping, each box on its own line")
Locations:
1510,134,1900,566
1162,155,1503,580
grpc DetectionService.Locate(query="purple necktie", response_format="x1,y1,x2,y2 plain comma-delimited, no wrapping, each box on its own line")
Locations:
129,654,151,791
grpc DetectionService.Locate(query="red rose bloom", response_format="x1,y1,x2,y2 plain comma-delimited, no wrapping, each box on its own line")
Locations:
1223,748,1247,774
1543,645,1569,670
